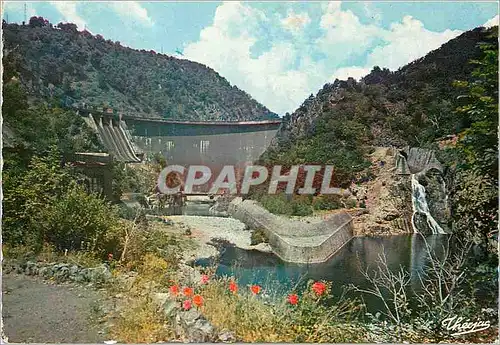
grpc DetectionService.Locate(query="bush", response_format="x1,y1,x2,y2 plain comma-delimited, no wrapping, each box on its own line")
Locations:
259,194,293,215
117,203,138,220
259,194,313,216
313,195,342,210
291,199,313,216
118,222,184,269
250,228,269,245
41,184,122,257
3,152,74,248
344,198,357,209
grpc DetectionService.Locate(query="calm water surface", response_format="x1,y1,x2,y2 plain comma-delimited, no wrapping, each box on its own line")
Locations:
197,234,457,312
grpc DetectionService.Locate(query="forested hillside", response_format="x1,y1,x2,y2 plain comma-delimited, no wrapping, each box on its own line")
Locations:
262,27,498,181
2,17,278,121
260,26,498,243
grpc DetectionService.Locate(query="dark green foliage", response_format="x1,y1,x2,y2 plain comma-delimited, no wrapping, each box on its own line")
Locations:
312,195,342,211
449,30,499,243
290,198,314,216
117,203,138,220
259,194,294,215
2,81,103,160
42,185,120,253
2,152,120,257
259,194,313,216
262,27,497,188
3,19,278,121
250,228,269,245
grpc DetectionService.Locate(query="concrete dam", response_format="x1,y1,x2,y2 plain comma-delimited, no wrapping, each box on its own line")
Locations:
79,110,353,263
80,109,281,171
126,117,281,169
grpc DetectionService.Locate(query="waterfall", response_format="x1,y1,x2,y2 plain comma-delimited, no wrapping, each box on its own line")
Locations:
410,174,446,234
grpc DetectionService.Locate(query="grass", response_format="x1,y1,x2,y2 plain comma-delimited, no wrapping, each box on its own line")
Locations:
110,296,174,343
193,278,366,343
3,243,103,267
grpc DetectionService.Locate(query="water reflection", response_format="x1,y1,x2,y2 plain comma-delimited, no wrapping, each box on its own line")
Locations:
196,234,452,312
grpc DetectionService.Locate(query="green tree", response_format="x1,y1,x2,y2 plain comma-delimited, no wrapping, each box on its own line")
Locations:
452,31,498,243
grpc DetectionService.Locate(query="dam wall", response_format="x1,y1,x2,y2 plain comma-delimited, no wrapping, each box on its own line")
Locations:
228,197,354,263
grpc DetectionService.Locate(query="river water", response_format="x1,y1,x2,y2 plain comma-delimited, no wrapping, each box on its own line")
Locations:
196,234,457,312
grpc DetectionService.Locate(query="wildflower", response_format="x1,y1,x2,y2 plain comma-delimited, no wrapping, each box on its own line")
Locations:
169,285,179,296
287,293,299,305
107,253,113,261
229,280,238,294
250,285,261,295
183,287,194,297
193,294,204,307
182,299,192,310
312,281,326,296
201,274,209,284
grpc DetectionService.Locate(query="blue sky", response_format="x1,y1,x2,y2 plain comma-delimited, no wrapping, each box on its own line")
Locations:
2,1,498,115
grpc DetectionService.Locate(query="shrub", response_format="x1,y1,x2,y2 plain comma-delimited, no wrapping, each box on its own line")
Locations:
259,194,313,216
118,222,185,269
2,152,74,249
41,184,121,257
250,228,269,245
291,199,313,216
344,198,357,209
313,195,342,210
259,194,293,215
117,203,137,220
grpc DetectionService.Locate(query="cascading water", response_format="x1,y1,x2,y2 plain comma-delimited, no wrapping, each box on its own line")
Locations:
410,174,447,234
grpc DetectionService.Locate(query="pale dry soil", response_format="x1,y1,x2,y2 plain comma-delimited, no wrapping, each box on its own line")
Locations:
2,273,109,343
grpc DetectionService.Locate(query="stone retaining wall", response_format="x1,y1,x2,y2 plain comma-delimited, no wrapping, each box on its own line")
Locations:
228,198,353,263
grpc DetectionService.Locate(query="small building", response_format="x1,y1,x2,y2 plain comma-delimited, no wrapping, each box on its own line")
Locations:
64,152,115,201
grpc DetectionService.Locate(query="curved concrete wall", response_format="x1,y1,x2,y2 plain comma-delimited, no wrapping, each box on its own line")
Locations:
228,198,354,263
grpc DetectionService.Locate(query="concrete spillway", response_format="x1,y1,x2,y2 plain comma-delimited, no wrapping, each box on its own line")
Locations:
84,115,141,162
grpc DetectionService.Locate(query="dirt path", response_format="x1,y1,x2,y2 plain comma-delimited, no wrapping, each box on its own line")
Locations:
2,273,108,343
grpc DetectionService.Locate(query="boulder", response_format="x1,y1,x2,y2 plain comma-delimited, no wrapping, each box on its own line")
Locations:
177,309,217,342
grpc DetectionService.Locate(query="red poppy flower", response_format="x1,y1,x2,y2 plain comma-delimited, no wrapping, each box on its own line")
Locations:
229,281,238,294
201,274,209,284
287,293,299,305
250,285,261,295
182,299,192,310
169,285,179,296
312,281,326,296
183,287,194,297
193,294,204,307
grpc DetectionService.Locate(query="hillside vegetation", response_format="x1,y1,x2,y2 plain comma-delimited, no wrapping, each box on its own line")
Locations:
262,27,497,182
260,26,498,244
2,18,278,121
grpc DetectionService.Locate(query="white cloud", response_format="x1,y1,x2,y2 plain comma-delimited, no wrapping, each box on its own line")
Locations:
184,1,469,115
281,9,311,34
366,16,462,71
107,1,153,27
483,15,499,28
317,1,380,60
50,1,86,30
